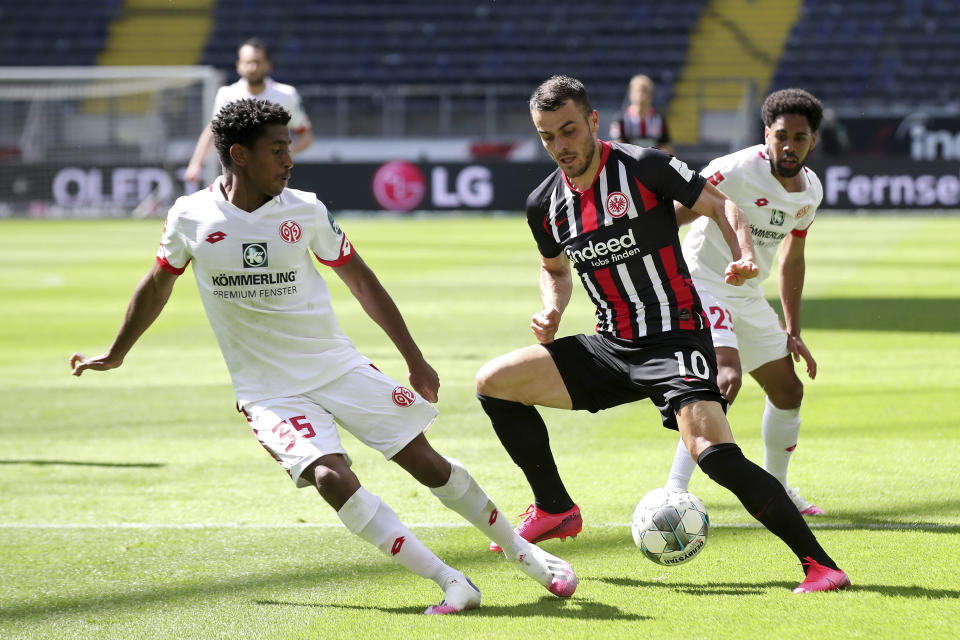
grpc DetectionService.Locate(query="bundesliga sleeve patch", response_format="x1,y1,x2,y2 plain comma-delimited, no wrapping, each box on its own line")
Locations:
707,171,725,185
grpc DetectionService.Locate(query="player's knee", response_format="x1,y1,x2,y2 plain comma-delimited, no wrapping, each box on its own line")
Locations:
769,378,803,409
309,456,357,501
475,359,505,397
392,437,450,488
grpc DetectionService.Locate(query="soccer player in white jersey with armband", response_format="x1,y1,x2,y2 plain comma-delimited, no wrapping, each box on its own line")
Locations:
70,99,577,614
663,88,827,516
184,38,313,185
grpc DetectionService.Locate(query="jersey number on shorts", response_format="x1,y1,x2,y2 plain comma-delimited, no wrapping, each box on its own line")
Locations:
272,415,317,453
707,306,734,330
675,350,710,380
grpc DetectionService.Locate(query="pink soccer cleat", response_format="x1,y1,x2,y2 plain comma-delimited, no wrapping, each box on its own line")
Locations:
786,486,826,516
793,557,851,593
424,574,481,615
489,504,582,552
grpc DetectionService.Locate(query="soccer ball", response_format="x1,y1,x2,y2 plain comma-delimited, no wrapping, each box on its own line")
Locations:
631,488,709,565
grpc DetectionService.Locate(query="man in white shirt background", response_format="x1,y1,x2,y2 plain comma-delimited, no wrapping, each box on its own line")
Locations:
184,38,313,185
663,88,828,517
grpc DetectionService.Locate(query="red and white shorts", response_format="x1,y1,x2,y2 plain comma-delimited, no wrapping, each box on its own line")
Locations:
697,279,789,373
240,364,438,488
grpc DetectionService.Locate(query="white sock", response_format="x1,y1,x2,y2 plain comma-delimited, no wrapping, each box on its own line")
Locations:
761,397,801,486
665,437,697,491
337,487,458,587
430,457,525,558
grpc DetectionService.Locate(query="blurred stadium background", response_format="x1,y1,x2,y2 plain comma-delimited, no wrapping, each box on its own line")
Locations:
1,0,959,217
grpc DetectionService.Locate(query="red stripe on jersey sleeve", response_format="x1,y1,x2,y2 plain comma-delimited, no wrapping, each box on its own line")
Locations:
314,235,355,267
633,177,659,212
580,186,599,232
593,267,634,339
156,255,188,275
658,246,696,330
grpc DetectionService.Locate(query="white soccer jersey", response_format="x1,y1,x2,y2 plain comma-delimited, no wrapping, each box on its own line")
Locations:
157,177,368,405
682,144,822,289
213,77,311,134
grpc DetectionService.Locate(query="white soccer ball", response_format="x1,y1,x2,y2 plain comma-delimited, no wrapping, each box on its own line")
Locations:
631,488,709,565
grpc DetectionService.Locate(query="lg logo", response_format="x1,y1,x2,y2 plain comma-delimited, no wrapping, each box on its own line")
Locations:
372,162,494,211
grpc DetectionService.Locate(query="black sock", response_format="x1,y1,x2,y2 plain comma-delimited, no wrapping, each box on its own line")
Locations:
697,443,838,572
477,393,574,513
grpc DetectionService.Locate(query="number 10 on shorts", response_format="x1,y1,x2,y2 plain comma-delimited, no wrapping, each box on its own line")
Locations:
675,350,710,380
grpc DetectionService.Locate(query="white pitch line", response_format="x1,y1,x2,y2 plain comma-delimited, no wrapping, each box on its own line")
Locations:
0,521,954,531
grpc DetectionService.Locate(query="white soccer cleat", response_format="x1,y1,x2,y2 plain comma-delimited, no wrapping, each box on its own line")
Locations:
785,486,826,516
510,542,578,598
424,574,481,615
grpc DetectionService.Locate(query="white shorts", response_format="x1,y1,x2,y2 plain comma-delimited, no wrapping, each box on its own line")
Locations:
696,280,789,373
240,364,438,488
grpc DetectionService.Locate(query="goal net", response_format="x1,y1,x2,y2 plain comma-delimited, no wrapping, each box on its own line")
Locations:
0,66,221,218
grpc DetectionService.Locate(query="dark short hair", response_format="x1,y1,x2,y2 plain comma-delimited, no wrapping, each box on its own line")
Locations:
761,88,823,132
211,99,291,169
529,75,593,118
238,37,270,60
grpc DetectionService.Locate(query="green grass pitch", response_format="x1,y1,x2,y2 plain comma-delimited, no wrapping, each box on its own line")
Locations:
1,215,958,639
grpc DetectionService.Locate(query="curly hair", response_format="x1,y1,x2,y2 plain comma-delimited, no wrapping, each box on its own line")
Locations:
761,88,823,132
211,99,291,170
530,75,593,119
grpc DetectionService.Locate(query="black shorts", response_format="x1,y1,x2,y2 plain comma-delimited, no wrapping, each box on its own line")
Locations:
543,329,727,431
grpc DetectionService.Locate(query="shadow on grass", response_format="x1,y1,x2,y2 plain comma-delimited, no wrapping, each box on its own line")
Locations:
768,297,960,333
255,595,648,620
596,576,960,599
0,459,164,468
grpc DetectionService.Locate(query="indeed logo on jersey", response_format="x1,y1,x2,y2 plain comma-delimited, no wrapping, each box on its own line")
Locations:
564,228,639,267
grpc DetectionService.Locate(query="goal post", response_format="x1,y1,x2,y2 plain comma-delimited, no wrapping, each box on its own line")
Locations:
0,66,221,218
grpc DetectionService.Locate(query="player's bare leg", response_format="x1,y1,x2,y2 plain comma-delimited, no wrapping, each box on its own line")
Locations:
665,346,742,491
306,455,479,614
475,346,583,550
676,401,847,592
392,435,577,597
751,356,825,515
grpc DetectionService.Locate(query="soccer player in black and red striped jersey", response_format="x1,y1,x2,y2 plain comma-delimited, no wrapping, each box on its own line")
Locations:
476,75,849,593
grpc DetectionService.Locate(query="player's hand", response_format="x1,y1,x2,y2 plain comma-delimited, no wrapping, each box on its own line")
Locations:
408,359,440,403
530,308,562,344
724,259,759,286
787,334,817,379
70,352,122,377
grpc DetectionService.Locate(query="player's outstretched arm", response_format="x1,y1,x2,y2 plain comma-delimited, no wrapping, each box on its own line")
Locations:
70,261,178,376
531,254,572,344
184,124,215,185
779,233,816,378
689,182,758,286
332,252,439,402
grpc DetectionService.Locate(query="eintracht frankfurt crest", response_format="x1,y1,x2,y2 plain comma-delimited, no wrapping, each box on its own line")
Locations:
606,191,629,218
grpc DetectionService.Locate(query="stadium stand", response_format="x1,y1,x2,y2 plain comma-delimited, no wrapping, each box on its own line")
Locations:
198,0,707,120
0,0,120,66
771,0,960,108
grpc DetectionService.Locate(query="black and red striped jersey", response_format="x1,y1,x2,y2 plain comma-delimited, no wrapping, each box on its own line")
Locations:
527,141,709,341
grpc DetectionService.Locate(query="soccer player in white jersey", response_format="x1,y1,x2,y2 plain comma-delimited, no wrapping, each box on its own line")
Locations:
70,99,577,614
663,88,827,516
184,38,313,185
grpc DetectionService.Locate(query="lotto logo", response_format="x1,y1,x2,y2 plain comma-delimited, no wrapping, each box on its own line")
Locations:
605,191,629,218
392,386,416,407
489,508,499,526
391,536,405,555
755,198,769,207
278,220,302,243
206,231,227,244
